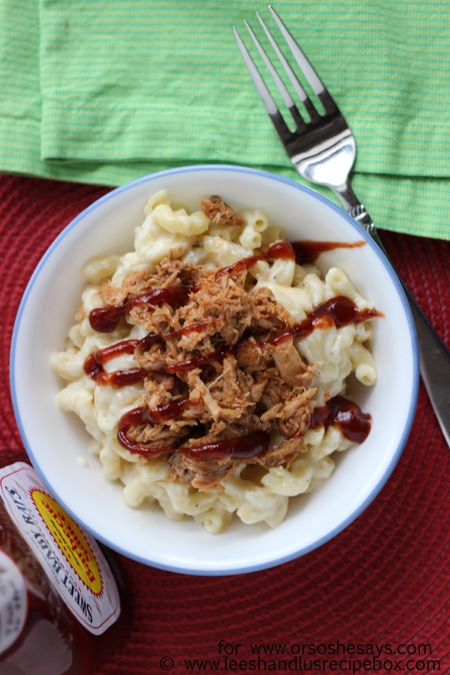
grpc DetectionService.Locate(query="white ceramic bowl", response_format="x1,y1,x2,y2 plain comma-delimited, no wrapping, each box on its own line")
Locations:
10,165,419,575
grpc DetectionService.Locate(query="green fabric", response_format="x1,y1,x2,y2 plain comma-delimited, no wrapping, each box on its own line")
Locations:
0,0,449,240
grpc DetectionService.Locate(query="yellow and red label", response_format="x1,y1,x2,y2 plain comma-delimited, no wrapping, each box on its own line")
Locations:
31,490,103,596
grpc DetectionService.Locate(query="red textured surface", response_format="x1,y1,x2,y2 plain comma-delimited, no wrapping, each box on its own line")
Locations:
0,173,449,674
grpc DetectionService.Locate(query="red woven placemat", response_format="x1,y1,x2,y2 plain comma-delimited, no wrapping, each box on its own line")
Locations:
0,173,448,675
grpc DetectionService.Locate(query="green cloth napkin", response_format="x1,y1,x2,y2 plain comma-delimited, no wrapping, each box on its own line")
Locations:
0,0,449,240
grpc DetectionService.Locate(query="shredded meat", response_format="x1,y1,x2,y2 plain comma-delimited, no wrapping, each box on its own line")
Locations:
201,195,245,228
99,253,316,490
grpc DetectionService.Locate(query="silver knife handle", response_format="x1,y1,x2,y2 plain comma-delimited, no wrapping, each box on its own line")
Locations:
406,291,450,446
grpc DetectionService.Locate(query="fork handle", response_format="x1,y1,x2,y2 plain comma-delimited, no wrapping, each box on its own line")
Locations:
333,186,450,447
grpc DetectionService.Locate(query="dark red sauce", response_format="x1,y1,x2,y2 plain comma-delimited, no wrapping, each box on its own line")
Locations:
84,238,377,457
89,304,126,334
83,339,146,386
118,405,270,460
89,285,193,333
166,345,235,373
292,239,366,265
216,240,295,278
118,399,192,437
135,331,164,351
293,296,381,340
183,430,269,460
117,402,191,455
310,395,371,443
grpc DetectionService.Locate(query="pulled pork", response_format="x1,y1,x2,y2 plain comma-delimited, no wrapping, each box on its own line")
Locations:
97,228,316,491
200,195,245,228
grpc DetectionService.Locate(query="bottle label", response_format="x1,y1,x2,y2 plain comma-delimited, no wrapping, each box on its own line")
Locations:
0,463,121,635
0,551,28,654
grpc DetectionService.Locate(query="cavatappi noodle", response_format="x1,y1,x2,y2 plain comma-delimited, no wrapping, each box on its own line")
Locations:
51,192,379,533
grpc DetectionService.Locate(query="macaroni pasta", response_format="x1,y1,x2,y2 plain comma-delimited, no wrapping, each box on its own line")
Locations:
51,191,378,533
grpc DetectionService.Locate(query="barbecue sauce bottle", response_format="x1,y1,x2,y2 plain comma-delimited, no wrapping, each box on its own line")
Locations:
0,462,123,674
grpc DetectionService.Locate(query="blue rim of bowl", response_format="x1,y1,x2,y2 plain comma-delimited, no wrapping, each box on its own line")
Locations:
9,164,420,575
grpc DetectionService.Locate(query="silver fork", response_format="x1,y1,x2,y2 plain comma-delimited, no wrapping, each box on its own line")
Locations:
234,5,450,447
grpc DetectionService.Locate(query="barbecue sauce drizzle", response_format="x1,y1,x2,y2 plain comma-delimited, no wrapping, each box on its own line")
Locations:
84,240,376,459
292,239,366,265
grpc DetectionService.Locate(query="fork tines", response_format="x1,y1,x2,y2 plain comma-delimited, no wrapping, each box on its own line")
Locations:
233,5,337,139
